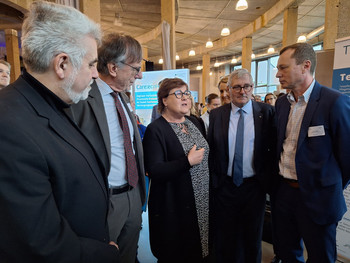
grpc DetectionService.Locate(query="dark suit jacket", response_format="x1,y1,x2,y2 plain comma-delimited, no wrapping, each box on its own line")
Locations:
70,81,146,204
142,115,206,261
275,81,350,225
0,76,118,262
208,101,276,193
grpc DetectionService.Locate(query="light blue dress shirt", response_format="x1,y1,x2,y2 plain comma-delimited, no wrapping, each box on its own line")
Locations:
227,99,255,178
96,78,135,187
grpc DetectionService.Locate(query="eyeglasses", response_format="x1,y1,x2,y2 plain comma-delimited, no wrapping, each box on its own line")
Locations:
229,84,253,93
168,90,192,99
120,61,141,74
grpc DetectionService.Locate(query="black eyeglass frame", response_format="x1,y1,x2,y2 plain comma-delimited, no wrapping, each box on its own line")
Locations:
168,90,192,99
120,61,141,74
229,84,253,93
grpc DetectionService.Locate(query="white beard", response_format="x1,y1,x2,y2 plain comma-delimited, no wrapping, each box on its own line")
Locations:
62,69,92,104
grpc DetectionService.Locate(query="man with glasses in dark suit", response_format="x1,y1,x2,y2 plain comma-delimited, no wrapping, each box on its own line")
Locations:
70,33,146,263
208,68,276,263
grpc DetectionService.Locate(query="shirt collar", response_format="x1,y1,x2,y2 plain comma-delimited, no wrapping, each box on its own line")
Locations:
96,77,114,96
287,79,315,104
231,99,252,114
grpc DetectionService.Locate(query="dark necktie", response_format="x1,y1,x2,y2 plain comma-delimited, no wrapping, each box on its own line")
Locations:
232,109,244,186
110,92,138,188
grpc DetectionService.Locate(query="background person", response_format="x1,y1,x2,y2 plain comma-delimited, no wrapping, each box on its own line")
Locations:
70,33,146,263
201,93,221,133
0,60,10,89
264,93,277,106
0,2,118,262
143,78,210,263
218,75,230,105
208,68,276,263
273,42,350,262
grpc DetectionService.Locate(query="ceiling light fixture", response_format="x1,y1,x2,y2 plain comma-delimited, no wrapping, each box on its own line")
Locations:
189,49,196,56
231,57,238,64
196,65,202,70
267,47,275,54
221,25,230,36
297,35,307,43
251,53,255,59
176,54,180,60
158,58,163,64
214,60,220,67
236,0,248,11
206,38,213,48
209,71,213,76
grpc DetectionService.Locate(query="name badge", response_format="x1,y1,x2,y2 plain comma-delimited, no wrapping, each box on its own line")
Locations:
308,125,325,137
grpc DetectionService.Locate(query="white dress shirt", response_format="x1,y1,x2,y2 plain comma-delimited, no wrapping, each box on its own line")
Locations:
279,79,315,180
96,78,135,187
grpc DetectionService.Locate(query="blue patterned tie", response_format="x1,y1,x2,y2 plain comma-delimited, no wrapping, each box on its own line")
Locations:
233,109,244,186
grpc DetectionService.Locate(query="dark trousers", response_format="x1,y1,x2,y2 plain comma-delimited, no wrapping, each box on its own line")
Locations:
272,179,337,263
213,176,266,263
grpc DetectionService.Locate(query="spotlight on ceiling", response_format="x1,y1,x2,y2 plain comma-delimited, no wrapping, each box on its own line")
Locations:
231,57,238,64
206,39,213,48
221,25,230,36
267,47,275,54
297,35,307,43
236,0,248,11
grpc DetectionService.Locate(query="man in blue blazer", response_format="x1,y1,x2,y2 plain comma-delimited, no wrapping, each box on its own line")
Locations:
273,42,350,262
208,69,276,262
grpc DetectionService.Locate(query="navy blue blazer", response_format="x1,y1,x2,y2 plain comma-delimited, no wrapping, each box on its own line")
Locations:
208,101,277,193
275,81,350,225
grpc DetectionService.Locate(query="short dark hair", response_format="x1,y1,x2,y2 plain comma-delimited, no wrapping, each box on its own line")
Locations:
279,43,316,74
206,93,219,104
157,78,188,114
97,33,142,75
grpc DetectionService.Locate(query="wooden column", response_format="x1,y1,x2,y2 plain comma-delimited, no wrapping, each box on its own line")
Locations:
142,46,148,72
79,0,100,23
282,6,298,47
5,29,21,82
161,0,176,69
202,54,210,104
242,37,252,72
324,0,350,50
324,0,339,50
337,0,350,38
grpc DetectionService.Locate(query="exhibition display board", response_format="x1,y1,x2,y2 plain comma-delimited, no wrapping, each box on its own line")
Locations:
333,36,350,262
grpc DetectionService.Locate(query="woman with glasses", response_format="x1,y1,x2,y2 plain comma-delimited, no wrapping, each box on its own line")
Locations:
143,78,210,263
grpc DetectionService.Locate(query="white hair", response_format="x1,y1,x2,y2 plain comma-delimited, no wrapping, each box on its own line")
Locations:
21,1,101,73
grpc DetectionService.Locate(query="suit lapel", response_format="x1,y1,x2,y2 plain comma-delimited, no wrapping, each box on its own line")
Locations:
17,78,108,199
221,104,231,160
252,101,263,153
87,82,112,163
297,82,321,151
277,96,290,154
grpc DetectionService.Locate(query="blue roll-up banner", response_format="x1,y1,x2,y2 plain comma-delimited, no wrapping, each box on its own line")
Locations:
333,36,350,262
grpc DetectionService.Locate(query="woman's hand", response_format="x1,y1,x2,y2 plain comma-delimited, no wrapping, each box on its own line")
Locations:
187,144,205,166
